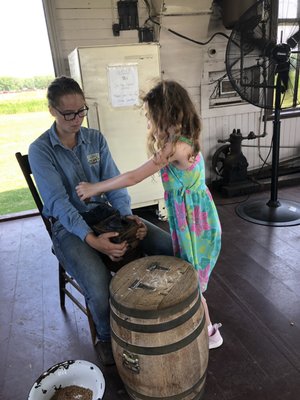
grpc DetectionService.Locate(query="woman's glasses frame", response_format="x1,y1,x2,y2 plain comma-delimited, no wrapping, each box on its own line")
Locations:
54,106,89,121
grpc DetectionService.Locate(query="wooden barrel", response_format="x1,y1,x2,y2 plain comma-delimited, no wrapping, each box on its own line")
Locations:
109,255,209,400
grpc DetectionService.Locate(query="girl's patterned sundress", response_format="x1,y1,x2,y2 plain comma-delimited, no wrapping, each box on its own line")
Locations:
160,147,221,293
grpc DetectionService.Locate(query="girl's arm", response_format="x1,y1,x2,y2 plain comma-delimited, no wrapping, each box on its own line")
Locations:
76,157,163,201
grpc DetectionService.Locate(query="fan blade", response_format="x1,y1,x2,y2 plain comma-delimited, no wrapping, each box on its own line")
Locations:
287,29,300,49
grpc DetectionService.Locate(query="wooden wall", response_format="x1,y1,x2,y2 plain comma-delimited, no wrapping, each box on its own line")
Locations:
42,0,300,182
42,0,149,75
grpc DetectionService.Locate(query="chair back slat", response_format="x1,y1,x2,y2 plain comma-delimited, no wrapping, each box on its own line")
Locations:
15,152,52,236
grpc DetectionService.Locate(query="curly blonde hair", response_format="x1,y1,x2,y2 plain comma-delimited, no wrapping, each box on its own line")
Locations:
142,80,201,160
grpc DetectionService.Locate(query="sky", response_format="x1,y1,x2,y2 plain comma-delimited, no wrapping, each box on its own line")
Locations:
0,0,54,77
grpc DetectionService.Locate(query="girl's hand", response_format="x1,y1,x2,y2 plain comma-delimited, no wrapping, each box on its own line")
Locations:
76,181,101,201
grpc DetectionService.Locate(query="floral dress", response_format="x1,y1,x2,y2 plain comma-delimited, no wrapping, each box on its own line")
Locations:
161,150,221,293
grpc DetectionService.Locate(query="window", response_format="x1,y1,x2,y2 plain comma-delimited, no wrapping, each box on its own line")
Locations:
276,0,300,113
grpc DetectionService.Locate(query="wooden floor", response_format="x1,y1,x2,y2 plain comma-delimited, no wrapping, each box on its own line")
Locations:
1,184,300,400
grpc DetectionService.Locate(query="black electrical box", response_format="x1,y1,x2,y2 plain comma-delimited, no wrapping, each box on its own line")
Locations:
138,27,154,42
117,0,139,30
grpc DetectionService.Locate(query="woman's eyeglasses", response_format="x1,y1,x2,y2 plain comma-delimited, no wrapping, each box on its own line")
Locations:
54,106,89,121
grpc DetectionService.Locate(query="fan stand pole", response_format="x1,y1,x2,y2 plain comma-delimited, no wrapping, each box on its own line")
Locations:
267,73,282,208
235,74,300,227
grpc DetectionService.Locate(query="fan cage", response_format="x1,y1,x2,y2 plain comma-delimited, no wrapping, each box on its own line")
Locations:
226,0,300,111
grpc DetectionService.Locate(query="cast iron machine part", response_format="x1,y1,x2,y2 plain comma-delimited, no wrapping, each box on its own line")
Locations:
212,129,266,185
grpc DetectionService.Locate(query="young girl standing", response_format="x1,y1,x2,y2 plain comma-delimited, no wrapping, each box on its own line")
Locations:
76,80,223,349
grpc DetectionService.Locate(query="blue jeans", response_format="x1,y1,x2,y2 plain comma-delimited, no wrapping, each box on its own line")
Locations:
51,218,173,342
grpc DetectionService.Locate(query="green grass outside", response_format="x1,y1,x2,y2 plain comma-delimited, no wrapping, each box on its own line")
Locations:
0,89,54,215
0,111,53,215
0,188,36,215
0,98,48,114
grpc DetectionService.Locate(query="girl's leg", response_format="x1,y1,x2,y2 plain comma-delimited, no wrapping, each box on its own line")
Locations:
201,295,212,327
201,294,223,349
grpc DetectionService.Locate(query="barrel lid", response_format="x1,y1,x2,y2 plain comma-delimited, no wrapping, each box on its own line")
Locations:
109,256,199,316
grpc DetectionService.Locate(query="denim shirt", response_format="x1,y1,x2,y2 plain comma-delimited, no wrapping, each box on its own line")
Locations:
28,122,132,241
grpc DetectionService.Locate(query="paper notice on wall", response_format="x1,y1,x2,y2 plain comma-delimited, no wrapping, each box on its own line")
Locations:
107,63,139,107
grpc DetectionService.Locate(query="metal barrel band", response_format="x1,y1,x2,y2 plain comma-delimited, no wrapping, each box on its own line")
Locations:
109,287,200,319
111,312,206,356
110,294,201,333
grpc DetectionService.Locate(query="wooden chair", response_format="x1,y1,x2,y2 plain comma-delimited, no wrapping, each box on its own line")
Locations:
15,152,97,344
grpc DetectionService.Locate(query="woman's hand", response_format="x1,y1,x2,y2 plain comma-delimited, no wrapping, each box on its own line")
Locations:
126,215,148,240
76,181,102,201
85,231,128,261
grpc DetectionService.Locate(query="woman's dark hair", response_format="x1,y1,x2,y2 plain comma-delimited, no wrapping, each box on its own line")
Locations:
47,76,85,108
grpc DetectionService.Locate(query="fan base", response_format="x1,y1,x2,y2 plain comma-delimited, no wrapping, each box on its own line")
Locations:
235,199,300,227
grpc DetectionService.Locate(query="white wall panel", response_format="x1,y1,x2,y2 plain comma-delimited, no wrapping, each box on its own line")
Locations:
43,0,148,76
57,0,112,7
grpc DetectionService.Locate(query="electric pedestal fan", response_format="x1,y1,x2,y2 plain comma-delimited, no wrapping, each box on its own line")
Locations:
226,0,300,226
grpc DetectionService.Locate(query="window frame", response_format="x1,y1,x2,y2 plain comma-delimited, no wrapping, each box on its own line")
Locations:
266,0,300,120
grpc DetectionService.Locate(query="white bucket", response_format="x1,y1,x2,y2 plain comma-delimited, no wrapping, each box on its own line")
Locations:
28,360,105,400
